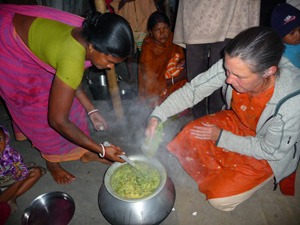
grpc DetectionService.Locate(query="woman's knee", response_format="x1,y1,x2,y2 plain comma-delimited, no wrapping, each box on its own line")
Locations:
207,177,273,211
207,198,240,212
207,190,254,211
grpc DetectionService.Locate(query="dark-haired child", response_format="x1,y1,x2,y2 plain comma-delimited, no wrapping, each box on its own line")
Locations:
272,3,300,68
0,125,44,218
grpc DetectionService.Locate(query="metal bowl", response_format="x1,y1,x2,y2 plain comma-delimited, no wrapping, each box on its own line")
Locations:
21,191,75,225
98,155,175,225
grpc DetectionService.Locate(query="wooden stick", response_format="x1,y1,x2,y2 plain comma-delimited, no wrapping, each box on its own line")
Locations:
94,0,107,13
106,68,124,120
94,0,124,120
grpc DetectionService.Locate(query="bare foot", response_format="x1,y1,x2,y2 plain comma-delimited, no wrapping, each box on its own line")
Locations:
81,152,113,165
46,161,76,185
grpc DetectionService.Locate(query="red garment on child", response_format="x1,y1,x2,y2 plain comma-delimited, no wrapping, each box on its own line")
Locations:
0,202,11,225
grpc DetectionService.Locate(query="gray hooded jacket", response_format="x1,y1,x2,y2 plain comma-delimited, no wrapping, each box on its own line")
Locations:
151,57,300,182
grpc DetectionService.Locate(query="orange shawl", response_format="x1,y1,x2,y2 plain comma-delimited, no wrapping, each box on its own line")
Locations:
138,33,186,107
167,88,275,199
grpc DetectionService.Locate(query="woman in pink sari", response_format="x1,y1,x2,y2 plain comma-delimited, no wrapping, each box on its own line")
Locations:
0,4,134,184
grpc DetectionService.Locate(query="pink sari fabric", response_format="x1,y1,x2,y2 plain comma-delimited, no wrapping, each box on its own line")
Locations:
0,4,92,162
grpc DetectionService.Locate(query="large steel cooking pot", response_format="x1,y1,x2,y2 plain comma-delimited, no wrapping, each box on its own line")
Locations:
98,155,175,225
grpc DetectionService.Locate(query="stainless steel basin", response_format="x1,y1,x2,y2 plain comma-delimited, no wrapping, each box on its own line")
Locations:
21,191,75,225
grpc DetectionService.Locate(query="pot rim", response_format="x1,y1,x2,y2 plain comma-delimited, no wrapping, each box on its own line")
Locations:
104,154,167,202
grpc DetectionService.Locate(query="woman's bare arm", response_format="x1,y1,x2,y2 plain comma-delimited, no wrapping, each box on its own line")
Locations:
75,84,96,112
48,76,123,161
75,84,108,131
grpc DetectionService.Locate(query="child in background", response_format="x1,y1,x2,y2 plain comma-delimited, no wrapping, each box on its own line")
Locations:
271,3,300,68
0,125,45,221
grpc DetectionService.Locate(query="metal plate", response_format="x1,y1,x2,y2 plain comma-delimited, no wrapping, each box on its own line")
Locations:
21,191,75,225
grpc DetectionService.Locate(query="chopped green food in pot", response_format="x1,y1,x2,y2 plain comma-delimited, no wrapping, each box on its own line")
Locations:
111,162,160,199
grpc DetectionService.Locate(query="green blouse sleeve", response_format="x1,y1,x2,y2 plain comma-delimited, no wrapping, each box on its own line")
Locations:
28,18,86,89
55,34,86,89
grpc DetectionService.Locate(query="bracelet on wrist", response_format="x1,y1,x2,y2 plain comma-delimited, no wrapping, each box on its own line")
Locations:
99,143,105,158
87,109,99,116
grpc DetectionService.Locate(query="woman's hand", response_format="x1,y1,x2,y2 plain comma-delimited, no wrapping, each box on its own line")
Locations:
145,117,160,138
89,111,108,131
190,122,221,141
177,58,185,68
103,144,125,163
75,84,107,131
165,66,187,87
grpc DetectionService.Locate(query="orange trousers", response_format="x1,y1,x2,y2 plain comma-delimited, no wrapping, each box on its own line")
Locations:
167,110,273,199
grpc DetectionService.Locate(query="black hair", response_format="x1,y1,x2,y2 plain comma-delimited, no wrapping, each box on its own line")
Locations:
147,11,170,32
81,12,134,58
225,27,284,75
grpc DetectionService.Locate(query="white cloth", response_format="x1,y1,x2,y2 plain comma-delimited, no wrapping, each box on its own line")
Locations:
287,0,300,10
173,0,261,47
208,176,273,211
